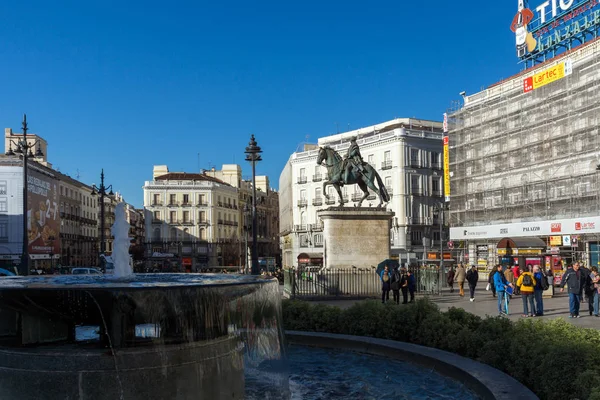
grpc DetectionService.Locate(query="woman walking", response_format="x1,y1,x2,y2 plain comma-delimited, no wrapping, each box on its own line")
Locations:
447,266,455,293
380,265,391,304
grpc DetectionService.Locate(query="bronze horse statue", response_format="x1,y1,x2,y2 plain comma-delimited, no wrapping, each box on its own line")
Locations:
316,146,390,207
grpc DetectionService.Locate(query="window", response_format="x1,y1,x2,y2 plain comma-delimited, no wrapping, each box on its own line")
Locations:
183,211,190,223
411,230,422,244
0,182,6,195
300,212,307,227
199,228,206,240
169,211,177,223
183,194,189,204
384,176,392,187
431,152,440,167
300,189,306,200
410,149,419,165
314,234,323,246
368,154,374,164
315,188,321,198
198,194,205,205
0,222,6,241
153,211,160,220
300,234,309,247
432,179,440,195
384,151,391,161
0,198,6,213
199,211,206,222
169,194,176,204
152,228,160,240
411,176,421,193
299,168,306,178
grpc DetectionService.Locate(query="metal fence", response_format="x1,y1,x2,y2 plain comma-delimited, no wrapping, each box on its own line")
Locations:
283,265,443,300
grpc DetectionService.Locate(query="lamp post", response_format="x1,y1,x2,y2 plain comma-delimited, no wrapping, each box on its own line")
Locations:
433,202,447,295
245,135,262,275
90,170,113,265
5,114,44,276
243,203,251,274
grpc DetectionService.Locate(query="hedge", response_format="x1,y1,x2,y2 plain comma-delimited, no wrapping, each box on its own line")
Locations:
282,299,600,400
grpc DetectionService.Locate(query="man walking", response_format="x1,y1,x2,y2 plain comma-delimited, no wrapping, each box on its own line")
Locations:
560,263,585,318
517,266,537,317
456,264,466,297
532,265,545,316
466,265,479,302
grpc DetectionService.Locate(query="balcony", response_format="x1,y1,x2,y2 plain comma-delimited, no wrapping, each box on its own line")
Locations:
312,198,323,206
314,242,323,248
197,220,209,226
409,159,421,168
431,162,441,170
312,174,323,182
351,193,362,202
181,202,192,207
151,219,162,224
309,222,323,232
151,201,163,206
411,188,423,196
218,219,224,225
197,202,208,207
297,199,308,207
167,202,179,207
297,177,308,184
381,160,392,170
408,217,427,225
181,220,194,226
294,224,308,232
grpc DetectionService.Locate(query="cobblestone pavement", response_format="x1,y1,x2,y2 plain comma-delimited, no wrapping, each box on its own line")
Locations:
306,287,600,329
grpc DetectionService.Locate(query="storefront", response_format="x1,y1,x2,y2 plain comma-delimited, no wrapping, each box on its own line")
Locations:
496,237,546,269
297,253,323,268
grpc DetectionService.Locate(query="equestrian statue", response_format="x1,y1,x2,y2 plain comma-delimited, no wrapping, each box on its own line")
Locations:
316,137,390,207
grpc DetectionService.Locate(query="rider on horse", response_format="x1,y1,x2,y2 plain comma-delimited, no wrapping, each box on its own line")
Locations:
342,137,365,184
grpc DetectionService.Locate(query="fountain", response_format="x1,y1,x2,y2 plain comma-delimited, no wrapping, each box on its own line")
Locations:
0,202,288,399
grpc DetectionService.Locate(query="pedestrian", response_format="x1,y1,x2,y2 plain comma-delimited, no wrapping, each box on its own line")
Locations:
447,266,455,293
516,266,536,317
560,263,585,318
581,264,595,316
407,270,416,303
380,265,391,304
589,266,599,317
532,265,545,316
390,266,401,305
512,264,521,295
504,265,515,298
455,264,466,297
493,264,514,315
466,265,479,301
487,267,497,297
400,268,409,304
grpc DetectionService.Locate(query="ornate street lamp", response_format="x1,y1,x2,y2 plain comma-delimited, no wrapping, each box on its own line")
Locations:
5,114,44,275
245,135,262,275
90,170,113,264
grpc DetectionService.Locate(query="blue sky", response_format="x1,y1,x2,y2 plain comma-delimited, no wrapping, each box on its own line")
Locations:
1,0,523,207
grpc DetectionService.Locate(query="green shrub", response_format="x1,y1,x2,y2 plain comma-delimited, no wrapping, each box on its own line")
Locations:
282,298,600,400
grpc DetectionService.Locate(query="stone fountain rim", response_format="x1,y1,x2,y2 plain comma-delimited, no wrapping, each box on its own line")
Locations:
0,273,275,291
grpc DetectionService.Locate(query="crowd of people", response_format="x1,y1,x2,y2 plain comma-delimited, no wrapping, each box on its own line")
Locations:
380,265,415,304
441,263,600,318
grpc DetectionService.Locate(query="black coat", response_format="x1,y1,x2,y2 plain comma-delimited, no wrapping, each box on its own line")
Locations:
466,269,479,286
560,268,585,295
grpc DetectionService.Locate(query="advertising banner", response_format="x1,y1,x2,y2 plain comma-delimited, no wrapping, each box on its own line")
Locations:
443,136,450,202
451,215,600,240
27,169,60,255
550,236,562,246
523,59,572,93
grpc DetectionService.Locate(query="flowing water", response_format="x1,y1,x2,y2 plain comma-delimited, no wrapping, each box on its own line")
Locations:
110,202,133,278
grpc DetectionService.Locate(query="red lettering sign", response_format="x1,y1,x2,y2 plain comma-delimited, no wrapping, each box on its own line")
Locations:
551,223,562,233
523,77,533,93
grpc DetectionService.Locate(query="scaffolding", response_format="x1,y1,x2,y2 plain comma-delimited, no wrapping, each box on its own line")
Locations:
449,40,600,229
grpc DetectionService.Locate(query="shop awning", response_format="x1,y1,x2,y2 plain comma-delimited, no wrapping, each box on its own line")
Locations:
497,237,546,249
297,253,323,263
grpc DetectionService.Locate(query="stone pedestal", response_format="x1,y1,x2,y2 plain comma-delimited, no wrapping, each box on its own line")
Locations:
318,207,394,270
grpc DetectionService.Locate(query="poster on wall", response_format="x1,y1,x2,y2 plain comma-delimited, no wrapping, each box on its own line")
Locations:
27,169,60,256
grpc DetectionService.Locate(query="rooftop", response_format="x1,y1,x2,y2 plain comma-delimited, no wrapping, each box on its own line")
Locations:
154,172,229,186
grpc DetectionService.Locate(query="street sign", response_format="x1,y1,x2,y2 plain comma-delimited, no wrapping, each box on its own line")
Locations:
447,241,454,250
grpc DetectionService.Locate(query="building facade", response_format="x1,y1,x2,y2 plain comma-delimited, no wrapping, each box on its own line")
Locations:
125,204,146,263
279,118,445,269
448,39,600,269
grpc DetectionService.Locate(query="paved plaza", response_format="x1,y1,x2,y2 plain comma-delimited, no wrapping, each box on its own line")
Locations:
308,287,600,329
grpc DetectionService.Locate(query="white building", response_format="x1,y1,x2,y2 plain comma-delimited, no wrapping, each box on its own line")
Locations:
279,118,444,268
0,161,23,269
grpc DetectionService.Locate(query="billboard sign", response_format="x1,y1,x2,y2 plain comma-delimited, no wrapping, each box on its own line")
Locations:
523,58,572,92
27,169,60,256
511,0,600,65
443,136,450,202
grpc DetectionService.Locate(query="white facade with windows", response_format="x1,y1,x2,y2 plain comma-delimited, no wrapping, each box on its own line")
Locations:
279,118,444,268
0,162,23,268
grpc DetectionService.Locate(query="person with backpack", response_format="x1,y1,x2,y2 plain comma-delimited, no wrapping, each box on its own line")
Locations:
487,268,497,298
400,268,409,304
466,265,479,302
533,265,547,316
380,265,391,304
516,266,537,317
390,266,401,304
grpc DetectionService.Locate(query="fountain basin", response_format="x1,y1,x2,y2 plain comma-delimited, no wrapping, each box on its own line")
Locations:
0,274,286,400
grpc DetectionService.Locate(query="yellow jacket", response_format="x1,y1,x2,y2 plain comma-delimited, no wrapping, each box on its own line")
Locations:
516,272,536,293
